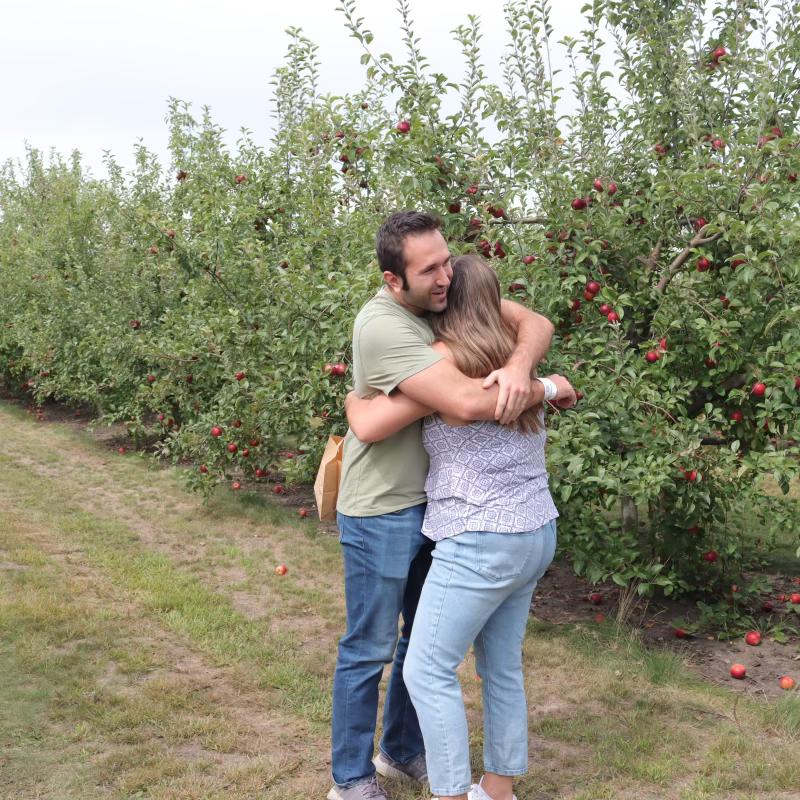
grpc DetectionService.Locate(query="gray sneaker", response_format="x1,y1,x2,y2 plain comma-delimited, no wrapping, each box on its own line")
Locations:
327,776,387,800
373,750,428,784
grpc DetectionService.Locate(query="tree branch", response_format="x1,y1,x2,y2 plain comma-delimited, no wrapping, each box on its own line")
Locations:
654,226,722,294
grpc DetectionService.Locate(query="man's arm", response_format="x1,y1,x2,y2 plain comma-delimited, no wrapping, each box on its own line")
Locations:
489,300,555,421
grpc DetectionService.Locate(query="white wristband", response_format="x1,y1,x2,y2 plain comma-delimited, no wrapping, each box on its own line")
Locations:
536,377,558,402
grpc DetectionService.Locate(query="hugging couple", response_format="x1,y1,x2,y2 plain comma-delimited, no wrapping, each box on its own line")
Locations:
329,211,577,800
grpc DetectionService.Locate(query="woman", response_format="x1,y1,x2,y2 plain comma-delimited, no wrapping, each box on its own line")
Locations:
345,254,565,800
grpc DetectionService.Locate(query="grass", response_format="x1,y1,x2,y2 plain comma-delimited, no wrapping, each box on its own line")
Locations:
1,400,799,799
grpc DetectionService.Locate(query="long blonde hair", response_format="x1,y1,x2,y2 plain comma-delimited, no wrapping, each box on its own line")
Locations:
432,254,541,433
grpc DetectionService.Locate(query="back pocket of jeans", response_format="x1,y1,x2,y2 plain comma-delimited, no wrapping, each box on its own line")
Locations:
474,533,528,582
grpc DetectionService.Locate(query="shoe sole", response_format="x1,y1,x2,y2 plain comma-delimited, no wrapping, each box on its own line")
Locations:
372,756,427,785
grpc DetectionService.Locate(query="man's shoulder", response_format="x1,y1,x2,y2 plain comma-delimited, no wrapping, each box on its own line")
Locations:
354,290,426,332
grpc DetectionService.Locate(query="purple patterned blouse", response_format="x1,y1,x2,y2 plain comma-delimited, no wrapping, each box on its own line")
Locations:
421,413,559,541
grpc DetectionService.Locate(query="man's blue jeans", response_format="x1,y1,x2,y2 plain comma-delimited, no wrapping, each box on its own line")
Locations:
332,503,433,787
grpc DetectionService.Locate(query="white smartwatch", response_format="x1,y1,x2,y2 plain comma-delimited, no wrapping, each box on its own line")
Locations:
535,377,558,402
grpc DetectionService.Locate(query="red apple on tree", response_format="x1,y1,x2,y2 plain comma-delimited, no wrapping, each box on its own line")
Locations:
607,181,618,195
645,351,660,363
606,311,620,323
211,426,223,438
702,549,717,562
395,119,411,134
751,382,766,397
235,371,246,381
234,174,247,184
522,255,535,265
227,443,238,454
593,178,604,191
571,197,587,210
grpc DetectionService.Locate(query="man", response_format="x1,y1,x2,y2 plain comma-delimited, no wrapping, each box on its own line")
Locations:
329,212,576,800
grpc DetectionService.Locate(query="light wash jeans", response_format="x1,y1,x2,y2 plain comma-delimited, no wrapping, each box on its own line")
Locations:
331,504,434,787
403,521,557,797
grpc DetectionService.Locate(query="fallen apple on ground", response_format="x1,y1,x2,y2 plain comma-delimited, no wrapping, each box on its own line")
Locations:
730,663,747,679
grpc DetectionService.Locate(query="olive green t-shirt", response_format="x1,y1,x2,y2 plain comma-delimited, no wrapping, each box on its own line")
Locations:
336,288,444,517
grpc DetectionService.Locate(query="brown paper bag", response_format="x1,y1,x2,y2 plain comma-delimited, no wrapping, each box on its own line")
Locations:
314,435,344,521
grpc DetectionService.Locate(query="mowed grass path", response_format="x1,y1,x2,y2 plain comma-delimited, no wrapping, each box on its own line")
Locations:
1,402,798,800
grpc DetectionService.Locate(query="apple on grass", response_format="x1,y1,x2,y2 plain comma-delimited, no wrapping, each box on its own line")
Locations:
298,507,310,518
275,563,288,576
744,631,762,646
779,676,796,690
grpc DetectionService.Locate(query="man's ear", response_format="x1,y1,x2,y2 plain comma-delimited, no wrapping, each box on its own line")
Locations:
383,270,403,291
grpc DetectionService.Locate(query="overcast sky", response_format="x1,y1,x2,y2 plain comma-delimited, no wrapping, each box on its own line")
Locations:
2,0,591,178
